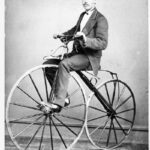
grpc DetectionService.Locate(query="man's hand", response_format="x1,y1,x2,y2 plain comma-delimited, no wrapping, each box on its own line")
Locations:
53,33,67,43
75,32,86,42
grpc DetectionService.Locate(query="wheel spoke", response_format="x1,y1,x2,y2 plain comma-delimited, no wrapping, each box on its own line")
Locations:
56,114,84,122
115,85,126,109
114,117,127,135
42,68,49,102
13,114,44,139
51,117,67,148
116,95,132,111
49,116,54,150
29,74,44,102
117,81,120,104
112,82,117,106
106,119,113,146
104,83,111,105
116,115,133,124
39,116,48,150
9,113,43,123
117,108,134,114
98,117,111,141
112,121,118,144
90,117,110,136
10,102,39,111
89,106,107,113
17,86,40,105
88,114,107,122
53,115,78,136
25,116,47,150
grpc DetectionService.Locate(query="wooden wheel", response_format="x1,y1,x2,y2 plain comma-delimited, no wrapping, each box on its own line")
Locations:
6,64,87,150
86,80,136,149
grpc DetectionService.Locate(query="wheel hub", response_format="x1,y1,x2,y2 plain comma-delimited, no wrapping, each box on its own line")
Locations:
107,109,116,119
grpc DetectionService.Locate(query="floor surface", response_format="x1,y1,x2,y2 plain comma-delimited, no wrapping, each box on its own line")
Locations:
5,135,148,150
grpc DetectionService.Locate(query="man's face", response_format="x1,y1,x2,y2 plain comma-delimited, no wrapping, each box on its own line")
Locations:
82,0,96,11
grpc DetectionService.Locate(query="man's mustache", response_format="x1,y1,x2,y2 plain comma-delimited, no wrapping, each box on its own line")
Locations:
83,3,89,5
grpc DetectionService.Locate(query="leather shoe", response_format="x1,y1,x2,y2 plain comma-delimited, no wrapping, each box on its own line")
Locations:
37,101,62,113
49,103,62,113
64,98,70,107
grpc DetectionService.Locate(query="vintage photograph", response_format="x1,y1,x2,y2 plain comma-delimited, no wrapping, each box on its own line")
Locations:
5,0,148,149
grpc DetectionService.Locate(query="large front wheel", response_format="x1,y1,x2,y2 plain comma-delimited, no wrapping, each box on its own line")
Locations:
6,64,87,150
86,79,136,150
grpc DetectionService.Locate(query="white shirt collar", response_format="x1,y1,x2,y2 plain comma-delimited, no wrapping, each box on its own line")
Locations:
80,8,95,31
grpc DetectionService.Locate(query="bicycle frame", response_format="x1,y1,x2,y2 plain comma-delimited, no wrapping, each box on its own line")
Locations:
76,71,116,114
45,41,117,114
6,35,136,150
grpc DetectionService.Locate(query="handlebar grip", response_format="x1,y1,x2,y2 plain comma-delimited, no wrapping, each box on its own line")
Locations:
53,34,83,41
53,34,74,39
53,34,61,39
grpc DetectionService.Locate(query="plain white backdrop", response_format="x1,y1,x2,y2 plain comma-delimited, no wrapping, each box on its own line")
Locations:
0,0,4,149
5,0,148,127
2,0,149,147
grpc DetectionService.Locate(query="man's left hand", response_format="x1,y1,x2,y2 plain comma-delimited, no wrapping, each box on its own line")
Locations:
75,32,86,42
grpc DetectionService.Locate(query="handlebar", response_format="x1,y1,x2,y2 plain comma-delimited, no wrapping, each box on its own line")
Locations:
43,34,84,61
53,34,83,41
53,34,71,39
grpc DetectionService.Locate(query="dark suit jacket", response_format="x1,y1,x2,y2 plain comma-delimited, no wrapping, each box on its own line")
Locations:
64,8,108,75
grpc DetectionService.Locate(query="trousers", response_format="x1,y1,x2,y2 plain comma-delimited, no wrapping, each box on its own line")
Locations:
43,54,91,106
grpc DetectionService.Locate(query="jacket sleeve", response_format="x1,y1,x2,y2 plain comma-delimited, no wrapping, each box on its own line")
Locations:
63,13,85,41
84,16,108,50
63,25,76,35
62,26,77,41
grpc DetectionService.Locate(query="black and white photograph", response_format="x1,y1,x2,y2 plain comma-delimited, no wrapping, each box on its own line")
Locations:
4,0,148,150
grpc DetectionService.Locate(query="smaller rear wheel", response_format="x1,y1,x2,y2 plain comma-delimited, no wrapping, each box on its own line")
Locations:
86,79,136,149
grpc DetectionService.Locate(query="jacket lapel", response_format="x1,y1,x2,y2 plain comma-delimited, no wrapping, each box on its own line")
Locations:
75,12,86,34
82,8,98,35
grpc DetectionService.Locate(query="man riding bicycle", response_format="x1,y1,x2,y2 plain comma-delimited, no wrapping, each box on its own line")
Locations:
43,0,108,111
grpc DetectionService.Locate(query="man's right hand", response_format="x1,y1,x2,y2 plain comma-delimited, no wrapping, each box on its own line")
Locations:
53,34,67,43
53,34,59,39
75,32,86,42
53,34,64,39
